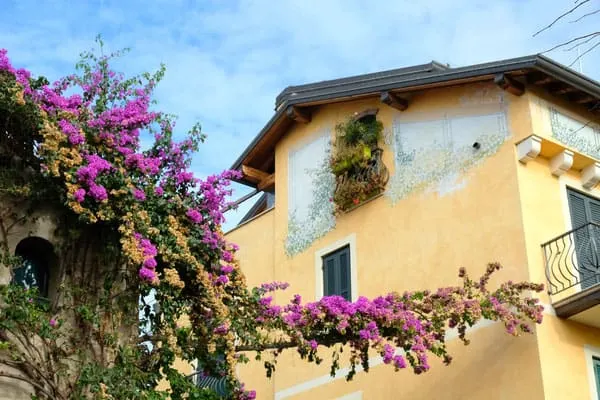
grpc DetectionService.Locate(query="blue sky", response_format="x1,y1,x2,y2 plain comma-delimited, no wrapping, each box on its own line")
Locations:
2,0,599,230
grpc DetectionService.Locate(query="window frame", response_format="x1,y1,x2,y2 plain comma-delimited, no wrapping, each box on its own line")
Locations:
322,244,351,300
314,234,358,301
584,344,600,400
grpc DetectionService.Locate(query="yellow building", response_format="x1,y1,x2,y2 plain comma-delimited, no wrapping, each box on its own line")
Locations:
224,55,600,399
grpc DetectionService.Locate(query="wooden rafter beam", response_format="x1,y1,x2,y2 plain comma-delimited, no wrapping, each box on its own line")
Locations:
380,91,408,111
549,84,578,95
257,173,275,192
589,102,600,114
242,164,269,184
494,73,525,96
575,95,596,104
286,106,311,124
259,152,275,173
527,73,555,85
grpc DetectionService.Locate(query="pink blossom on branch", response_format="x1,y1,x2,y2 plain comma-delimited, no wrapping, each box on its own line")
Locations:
240,263,544,379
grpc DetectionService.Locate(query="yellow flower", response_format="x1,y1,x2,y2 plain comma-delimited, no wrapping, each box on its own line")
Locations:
164,268,185,289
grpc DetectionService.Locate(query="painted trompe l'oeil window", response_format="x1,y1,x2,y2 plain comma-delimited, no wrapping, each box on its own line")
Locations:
286,133,335,256
550,109,600,160
389,111,508,201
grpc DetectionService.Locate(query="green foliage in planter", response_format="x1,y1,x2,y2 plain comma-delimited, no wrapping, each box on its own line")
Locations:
330,115,388,213
334,115,383,147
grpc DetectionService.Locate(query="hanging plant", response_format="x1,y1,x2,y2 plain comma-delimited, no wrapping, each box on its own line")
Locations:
330,111,389,213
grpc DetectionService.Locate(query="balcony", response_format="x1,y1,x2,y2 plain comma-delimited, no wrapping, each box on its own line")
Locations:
542,222,600,327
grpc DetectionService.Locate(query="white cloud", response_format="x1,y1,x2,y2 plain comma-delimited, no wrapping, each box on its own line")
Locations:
1,0,599,230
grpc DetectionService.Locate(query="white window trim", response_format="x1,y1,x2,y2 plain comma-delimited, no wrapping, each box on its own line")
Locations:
584,344,600,400
336,391,363,400
314,233,358,302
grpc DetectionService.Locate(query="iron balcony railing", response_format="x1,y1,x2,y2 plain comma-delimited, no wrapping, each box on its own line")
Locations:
542,222,600,295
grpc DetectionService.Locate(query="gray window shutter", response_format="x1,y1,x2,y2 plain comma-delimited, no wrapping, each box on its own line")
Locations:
588,198,600,223
568,190,588,229
323,255,336,297
594,357,600,398
322,246,351,300
567,188,600,289
339,247,351,301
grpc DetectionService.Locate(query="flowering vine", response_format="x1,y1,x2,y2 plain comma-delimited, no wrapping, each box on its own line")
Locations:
0,41,544,400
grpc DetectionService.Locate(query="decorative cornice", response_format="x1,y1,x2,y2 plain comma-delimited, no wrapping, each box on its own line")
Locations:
549,149,574,176
582,162,600,189
516,135,542,163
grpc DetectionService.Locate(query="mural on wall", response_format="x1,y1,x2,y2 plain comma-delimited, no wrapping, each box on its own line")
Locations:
285,134,336,256
285,86,510,256
550,108,600,159
387,111,509,203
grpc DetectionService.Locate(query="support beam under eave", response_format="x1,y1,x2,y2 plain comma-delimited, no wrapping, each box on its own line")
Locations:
286,106,311,124
494,73,525,96
257,173,275,192
242,164,269,184
380,91,408,111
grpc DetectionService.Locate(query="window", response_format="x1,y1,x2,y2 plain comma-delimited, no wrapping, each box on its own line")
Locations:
566,188,600,289
322,245,351,300
594,357,600,398
11,237,55,298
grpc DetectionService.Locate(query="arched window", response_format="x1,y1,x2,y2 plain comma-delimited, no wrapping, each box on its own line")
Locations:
12,237,54,298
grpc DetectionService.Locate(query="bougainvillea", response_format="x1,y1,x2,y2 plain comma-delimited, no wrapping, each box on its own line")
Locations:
0,41,544,400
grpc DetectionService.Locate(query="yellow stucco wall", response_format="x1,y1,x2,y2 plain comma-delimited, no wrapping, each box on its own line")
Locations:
227,209,277,397
516,91,600,400
226,82,563,399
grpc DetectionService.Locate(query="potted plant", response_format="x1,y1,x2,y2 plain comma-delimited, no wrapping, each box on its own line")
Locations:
330,111,389,213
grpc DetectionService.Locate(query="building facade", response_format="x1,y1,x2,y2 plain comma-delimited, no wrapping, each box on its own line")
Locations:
225,56,600,399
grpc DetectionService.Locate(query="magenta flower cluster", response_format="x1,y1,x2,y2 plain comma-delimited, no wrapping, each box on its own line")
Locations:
248,265,545,376
135,233,158,283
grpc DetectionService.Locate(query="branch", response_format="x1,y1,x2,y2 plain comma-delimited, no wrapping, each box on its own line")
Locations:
0,370,57,400
570,8,600,23
534,0,590,37
0,358,57,397
569,40,600,67
542,31,600,53
236,341,296,352
0,215,10,254
564,32,600,51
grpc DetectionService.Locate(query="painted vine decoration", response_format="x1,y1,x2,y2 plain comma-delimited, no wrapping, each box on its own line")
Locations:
330,111,389,213
0,41,546,400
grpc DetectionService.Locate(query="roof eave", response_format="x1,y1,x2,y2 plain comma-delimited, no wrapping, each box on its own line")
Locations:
230,54,600,186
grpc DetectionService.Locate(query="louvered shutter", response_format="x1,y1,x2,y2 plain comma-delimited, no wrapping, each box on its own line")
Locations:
594,357,600,399
322,246,351,301
588,198,600,288
568,190,588,229
567,189,600,289
323,255,337,297
338,247,351,301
